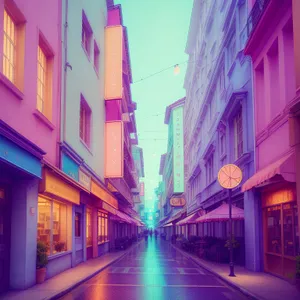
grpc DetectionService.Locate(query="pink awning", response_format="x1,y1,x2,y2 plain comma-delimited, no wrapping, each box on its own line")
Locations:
195,204,244,223
111,210,132,224
177,211,200,226
242,152,295,192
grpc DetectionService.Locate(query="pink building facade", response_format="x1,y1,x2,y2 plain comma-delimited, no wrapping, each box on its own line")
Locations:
0,0,62,291
242,0,300,279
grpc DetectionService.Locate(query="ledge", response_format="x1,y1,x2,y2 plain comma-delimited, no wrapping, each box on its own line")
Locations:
33,109,55,131
80,139,93,155
0,72,24,100
48,250,72,261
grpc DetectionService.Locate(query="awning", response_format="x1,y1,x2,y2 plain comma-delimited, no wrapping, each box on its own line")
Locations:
111,210,132,224
195,203,244,223
164,208,186,226
242,152,295,192
163,222,173,227
177,211,201,226
158,216,170,227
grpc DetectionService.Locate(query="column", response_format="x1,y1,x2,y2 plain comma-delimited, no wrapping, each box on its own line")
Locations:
82,204,87,261
92,208,98,258
244,189,263,272
292,0,300,93
71,205,76,267
10,178,39,289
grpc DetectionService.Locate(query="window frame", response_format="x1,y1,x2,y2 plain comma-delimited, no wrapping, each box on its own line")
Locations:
97,211,108,244
82,11,93,57
93,40,100,73
233,108,243,160
80,96,92,148
75,212,81,238
86,208,92,247
206,153,214,185
3,9,16,83
37,196,69,256
36,33,54,120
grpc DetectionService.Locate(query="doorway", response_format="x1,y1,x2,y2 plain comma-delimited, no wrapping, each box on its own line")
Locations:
0,186,10,293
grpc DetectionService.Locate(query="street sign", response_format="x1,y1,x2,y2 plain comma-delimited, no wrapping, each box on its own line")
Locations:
170,197,186,207
218,164,242,189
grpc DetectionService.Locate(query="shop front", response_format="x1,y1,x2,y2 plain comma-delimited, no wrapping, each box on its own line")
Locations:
90,179,118,257
0,123,45,292
38,166,80,279
262,185,299,278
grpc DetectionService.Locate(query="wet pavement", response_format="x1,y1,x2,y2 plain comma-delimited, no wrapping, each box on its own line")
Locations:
59,238,249,300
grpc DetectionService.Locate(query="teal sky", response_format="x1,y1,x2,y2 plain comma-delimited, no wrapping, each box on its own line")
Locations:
116,0,193,208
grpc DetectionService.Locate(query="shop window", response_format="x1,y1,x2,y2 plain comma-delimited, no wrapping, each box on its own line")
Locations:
97,211,108,244
283,203,298,257
75,212,81,237
86,208,92,247
37,197,68,255
267,205,282,254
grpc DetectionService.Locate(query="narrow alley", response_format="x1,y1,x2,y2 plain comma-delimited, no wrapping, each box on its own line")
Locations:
59,238,247,300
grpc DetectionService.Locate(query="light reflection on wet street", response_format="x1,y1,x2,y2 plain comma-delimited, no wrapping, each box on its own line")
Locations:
59,238,249,300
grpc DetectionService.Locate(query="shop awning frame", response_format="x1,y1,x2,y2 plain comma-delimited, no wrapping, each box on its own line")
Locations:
242,152,295,192
177,210,202,226
195,203,244,223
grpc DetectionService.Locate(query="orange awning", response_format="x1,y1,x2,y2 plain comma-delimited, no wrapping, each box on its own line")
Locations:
195,204,244,223
242,152,296,192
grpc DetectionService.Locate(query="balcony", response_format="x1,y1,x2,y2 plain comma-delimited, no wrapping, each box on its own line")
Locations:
246,0,271,41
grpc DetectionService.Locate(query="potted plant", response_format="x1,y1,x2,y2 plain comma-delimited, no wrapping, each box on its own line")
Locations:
295,254,300,291
54,241,65,252
36,240,48,284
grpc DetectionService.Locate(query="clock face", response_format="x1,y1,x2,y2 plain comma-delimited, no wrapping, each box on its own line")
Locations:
217,164,242,189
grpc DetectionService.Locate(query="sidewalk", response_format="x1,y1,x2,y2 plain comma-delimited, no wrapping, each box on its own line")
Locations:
172,244,300,300
1,242,141,300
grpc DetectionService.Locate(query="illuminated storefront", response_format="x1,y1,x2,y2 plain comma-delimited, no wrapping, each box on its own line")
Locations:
38,166,80,278
262,186,299,278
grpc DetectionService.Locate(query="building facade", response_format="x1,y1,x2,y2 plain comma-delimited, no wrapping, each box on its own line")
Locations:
242,0,300,278
0,0,141,293
183,0,254,266
158,98,186,238
0,0,62,291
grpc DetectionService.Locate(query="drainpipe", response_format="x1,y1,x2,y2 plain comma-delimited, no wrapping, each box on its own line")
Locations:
61,0,69,151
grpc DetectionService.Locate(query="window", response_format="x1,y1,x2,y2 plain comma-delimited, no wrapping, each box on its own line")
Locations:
206,154,214,184
218,64,225,93
80,97,91,147
97,211,108,243
36,34,53,120
220,132,226,156
82,11,92,56
37,197,68,255
3,9,16,83
227,35,236,68
234,109,243,159
75,212,81,237
86,208,92,247
267,205,282,254
94,41,100,72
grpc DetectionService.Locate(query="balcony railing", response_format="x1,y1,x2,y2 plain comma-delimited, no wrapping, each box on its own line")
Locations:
246,0,271,40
